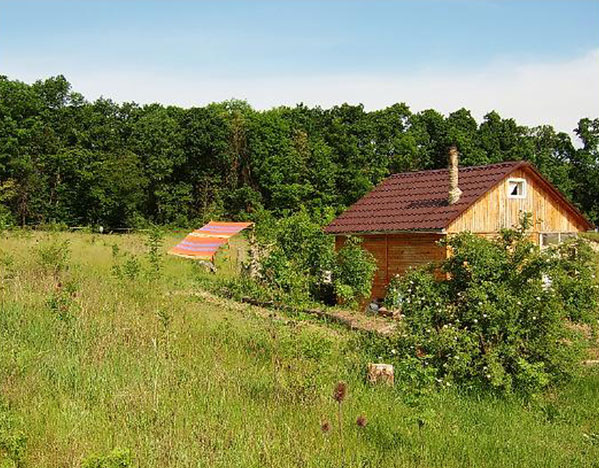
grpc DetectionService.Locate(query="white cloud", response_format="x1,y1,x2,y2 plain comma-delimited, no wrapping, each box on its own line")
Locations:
5,49,599,134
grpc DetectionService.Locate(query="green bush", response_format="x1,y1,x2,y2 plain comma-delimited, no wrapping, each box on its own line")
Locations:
253,209,336,305
333,236,377,305
36,237,71,277
250,210,378,307
384,216,595,394
547,237,599,324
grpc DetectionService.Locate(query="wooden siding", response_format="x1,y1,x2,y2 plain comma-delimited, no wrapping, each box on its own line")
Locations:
447,168,588,237
336,233,446,300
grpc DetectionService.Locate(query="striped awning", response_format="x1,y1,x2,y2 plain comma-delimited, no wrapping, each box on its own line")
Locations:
168,221,253,260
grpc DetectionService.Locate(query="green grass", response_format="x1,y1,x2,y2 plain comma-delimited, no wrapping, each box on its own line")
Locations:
1,230,599,467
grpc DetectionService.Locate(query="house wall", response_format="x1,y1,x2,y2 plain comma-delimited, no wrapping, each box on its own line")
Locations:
447,168,588,238
336,233,446,300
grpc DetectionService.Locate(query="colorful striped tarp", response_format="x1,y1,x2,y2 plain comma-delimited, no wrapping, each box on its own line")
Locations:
168,221,253,261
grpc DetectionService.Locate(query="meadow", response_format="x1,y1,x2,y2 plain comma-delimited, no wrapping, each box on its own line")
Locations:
1,230,599,467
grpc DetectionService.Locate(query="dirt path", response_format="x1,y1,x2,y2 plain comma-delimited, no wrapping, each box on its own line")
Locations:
240,297,397,335
169,289,397,335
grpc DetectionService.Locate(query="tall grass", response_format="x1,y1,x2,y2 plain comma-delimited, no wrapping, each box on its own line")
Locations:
0,230,598,467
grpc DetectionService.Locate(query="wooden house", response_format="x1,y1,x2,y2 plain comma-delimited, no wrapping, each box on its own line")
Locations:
324,148,593,300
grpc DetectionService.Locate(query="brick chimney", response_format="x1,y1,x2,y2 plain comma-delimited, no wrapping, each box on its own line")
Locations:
448,145,462,205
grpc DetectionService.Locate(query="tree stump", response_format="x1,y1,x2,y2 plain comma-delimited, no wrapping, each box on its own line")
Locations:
367,363,395,386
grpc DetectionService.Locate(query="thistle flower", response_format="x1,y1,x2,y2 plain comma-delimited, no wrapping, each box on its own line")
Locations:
333,381,347,403
321,420,331,433
356,414,367,428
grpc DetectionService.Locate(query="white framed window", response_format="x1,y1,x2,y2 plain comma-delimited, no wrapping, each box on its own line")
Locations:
539,232,577,249
507,178,526,199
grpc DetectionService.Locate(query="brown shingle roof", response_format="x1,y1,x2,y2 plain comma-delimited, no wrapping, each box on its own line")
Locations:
325,161,546,234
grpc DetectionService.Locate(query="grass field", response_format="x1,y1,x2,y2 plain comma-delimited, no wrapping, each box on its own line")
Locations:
1,230,599,467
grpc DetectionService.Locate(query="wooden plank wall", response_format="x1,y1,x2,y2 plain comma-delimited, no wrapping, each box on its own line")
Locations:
447,168,588,236
336,233,446,300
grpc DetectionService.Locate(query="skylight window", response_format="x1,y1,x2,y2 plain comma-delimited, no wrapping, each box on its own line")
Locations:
507,178,526,199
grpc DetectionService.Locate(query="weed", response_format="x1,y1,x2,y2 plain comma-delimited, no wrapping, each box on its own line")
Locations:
36,237,70,278
111,244,141,281
82,448,133,468
122,256,141,280
47,280,79,322
0,401,27,468
145,225,163,280
333,381,347,462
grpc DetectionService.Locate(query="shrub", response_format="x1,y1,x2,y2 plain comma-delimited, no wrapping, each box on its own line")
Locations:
247,209,381,307
384,216,594,394
36,237,71,277
252,208,336,304
111,244,141,281
547,237,599,324
333,237,377,305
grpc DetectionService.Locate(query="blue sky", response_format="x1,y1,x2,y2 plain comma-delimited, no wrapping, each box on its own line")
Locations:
2,0,598,132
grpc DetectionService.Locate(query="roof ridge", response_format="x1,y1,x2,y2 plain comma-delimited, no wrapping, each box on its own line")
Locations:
390,160,524,178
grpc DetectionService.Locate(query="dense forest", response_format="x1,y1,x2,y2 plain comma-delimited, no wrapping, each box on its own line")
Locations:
1,75,598,229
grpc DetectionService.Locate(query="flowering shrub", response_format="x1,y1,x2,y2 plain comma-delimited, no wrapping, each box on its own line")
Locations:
384,216,598,394
547,238,599,324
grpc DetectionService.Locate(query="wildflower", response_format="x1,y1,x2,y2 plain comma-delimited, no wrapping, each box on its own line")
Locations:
333,381,347,403
321,420,331,433
356,414,367,428
390,349,397,355
473,319,478,324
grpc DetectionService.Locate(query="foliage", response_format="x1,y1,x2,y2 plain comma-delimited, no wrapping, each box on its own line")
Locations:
144,225,164,280
36,237,70,277
244,210,377,307
333,237,377,305
46,280,79,323
547,237,599,323
384,216,596,394
111,247,142,282
254,209,336,305
81,448,133,468
0,403,26,468
1,76,597,228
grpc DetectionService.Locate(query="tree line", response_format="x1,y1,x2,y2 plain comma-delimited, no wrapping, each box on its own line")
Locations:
1,75,597,229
